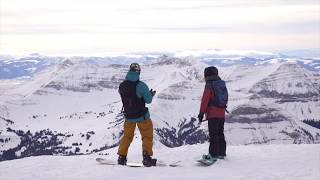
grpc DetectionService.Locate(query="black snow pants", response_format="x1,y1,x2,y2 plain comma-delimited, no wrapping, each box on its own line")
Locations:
208,118,226,157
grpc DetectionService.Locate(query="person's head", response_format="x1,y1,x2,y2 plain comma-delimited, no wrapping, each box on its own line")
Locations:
129,63,141,73
204,66,218,79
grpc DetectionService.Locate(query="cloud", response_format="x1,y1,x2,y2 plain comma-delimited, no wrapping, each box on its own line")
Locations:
0,0,319,54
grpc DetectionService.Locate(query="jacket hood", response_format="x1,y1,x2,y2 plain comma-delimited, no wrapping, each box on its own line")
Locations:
205,74,221,82
125,71,140,81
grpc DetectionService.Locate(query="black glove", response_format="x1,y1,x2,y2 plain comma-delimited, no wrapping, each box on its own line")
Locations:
198,112,204,123
150,89,156,97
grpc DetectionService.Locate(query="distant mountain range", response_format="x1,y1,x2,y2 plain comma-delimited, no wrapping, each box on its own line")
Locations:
1,49,319,79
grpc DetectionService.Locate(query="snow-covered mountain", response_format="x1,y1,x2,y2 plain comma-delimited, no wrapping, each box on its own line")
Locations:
0,51,319,161
0,54,65,79
1,49,319,80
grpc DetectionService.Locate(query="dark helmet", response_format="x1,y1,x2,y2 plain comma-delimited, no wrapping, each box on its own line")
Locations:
129,63,141,72
204,66,218,78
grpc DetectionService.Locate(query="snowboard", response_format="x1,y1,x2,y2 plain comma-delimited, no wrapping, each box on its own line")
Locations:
96,158,181,167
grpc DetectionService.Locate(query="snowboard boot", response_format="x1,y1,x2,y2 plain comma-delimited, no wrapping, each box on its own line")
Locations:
202,154,217,164
142,151,157,167
118,155,127,165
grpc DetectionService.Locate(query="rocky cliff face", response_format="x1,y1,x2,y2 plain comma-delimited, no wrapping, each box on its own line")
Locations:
250,63,320,99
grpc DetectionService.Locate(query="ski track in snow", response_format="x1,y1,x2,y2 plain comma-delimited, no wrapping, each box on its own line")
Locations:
0,144,319,180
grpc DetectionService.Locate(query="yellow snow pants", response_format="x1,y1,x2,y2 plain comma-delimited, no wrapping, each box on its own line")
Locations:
117,119,153,156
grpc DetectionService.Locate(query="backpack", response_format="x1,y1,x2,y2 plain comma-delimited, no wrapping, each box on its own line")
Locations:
119,80,147,119
209,80,228,110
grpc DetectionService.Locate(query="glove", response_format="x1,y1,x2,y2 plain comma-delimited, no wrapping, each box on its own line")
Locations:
150,89,156,97
198,112,204,123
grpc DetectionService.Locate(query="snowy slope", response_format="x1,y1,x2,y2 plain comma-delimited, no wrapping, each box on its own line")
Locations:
0,144,319,180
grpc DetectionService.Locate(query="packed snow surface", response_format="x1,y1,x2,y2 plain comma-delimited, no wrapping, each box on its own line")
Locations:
1,143,319,180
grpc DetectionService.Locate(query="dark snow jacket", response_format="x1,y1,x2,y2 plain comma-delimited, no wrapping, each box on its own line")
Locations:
199,75,226,119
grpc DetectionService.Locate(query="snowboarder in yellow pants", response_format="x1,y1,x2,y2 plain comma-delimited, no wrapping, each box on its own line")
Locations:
118,63,157,166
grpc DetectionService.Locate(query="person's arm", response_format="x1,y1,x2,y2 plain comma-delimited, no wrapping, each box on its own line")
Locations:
137,82,153,104
199,84,213,114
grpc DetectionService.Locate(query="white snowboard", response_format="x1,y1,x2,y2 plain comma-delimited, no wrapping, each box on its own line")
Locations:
96,158,181,167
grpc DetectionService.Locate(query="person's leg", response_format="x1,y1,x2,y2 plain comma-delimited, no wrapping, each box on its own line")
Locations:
218,118,227,157
137,119,153,156
208,119,219,158
117,120,136,156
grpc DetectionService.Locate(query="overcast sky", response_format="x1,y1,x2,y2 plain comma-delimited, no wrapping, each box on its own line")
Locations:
0,0,319,55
